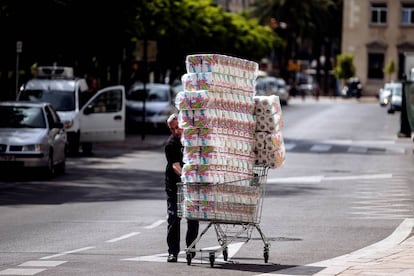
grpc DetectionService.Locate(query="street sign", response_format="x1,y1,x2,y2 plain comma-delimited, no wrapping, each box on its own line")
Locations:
16,41,22,53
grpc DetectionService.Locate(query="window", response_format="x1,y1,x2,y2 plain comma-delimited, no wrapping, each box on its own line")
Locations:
402,3,414,25
370,3,387,24
367,53,385,79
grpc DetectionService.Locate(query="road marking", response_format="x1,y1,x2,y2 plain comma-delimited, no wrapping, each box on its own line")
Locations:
144,219,165,229
105,232,140,243
310,144,332,152
19,261,67,267
347,146,368,153
0,268,46,275
283,143,296,150
267,173,392,184
122,242,245,263
40,246,95,260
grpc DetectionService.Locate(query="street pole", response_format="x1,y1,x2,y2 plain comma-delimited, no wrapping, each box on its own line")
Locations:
15,41,22,98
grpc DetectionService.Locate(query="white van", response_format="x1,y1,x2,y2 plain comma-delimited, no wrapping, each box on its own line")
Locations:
382,82,403,113
17,66,126,155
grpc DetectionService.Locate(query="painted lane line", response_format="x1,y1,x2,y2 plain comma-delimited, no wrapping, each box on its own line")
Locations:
283,143,296,150
324,173,392,181
267,175,324,184
310,144,332,152
267,173,393,184
347,146,368,153
0,268,46,275
105,232,140,243
40,246,95,260
144,219,165,229
122,242,245,263
19,261,67,267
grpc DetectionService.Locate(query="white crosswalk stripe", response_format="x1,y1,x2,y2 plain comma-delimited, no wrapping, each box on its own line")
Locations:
348,176,414,219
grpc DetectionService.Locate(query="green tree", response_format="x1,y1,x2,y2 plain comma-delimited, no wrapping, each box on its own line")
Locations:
251,0,342,95
383,59,397,82
0,0,280,92
334,53,355,87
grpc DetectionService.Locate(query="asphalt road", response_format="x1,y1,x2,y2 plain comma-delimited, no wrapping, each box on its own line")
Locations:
1,96,413,276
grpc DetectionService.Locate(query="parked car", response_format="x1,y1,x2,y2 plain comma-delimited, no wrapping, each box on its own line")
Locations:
255,76,289,105
297,73,319,97
0,101,67,177
378,88,391,106
126,82,177,131
341,77,363,98
386,82,403,113
17,66,126,155
379,82,396,106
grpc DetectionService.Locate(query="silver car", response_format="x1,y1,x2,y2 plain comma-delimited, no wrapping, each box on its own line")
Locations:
255,76,289,105
126,82,177,131
0,101,67,178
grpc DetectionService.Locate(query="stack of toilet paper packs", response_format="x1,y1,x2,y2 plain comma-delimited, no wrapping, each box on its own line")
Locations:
175,54,285,222
253,95,286,168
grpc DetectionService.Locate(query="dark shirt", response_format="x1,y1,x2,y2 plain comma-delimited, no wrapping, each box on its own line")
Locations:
165,134,183,191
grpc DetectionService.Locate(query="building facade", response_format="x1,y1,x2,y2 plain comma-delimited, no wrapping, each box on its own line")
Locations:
342,0,414,95
214,0,255,12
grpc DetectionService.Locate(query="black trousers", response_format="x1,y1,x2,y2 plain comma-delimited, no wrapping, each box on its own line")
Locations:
166,187,199,256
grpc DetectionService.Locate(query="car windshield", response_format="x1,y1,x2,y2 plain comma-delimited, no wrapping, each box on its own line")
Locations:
0,106,46,128
127,86,170,102
393,87,402,96
19,89,75,111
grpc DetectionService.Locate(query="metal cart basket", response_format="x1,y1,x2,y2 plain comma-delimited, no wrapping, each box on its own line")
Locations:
177,166,270,267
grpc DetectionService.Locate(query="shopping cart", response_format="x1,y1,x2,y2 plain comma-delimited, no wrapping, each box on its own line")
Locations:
177,166,270,267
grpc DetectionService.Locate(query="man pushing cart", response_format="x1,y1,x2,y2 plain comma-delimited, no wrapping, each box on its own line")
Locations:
175,54,286,267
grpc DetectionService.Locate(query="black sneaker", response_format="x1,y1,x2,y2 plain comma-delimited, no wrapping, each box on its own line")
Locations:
167,254,177,263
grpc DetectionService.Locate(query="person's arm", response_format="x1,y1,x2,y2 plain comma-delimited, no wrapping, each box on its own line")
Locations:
172,162,182,176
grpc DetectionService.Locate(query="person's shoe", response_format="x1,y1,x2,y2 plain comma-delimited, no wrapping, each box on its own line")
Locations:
167,254,177,263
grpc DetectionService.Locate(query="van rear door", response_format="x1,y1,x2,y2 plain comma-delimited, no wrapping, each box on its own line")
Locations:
79,85,125,142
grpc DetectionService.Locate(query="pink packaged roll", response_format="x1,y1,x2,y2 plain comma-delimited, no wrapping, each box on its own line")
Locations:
186,55,203,73
181,128,199,147
175,91,191,110
183,146,200,164
201,54,219,72
181,73,197,91
178,110,194,128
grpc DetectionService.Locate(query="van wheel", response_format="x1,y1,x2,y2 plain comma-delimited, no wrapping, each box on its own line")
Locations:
68,133,80,156
81,143,93,155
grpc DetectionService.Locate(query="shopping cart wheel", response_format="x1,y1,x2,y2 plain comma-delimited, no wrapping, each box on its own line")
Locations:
264,251,269,263
223,248,228,261
186,253,192,265
209,252,215,267
264,244,270,263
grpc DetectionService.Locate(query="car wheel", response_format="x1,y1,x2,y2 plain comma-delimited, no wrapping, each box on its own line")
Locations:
55,159,66,175
42,151,55,179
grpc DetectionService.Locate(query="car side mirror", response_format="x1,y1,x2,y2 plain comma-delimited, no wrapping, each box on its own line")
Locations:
83,105,94,115
53,122,64,129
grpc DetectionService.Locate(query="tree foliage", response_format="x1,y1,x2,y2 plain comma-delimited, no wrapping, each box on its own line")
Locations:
0,0,279,91
334,53,355,80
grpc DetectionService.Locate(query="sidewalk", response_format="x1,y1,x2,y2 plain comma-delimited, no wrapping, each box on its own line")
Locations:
260,220,414,276
314,218,414,276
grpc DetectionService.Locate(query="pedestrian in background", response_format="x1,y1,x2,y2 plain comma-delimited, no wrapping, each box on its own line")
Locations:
164,113,199,263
